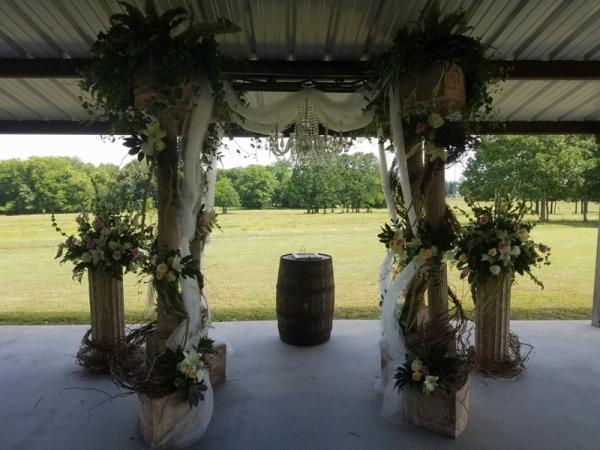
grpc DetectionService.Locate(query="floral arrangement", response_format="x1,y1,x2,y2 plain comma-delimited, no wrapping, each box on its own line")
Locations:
196,205,220,239
454,196,551,287
152,336,215,407
378,217,457,270
79,1,239,158
52,207,149,281
395,344,460,395
143,248,199,318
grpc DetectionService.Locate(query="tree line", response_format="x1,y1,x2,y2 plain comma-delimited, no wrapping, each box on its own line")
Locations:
215,153,384,213
0,157,152,214
0,152,386,215
460,135,600,221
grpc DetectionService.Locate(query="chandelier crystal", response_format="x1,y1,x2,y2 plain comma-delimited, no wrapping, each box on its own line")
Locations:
267,98,352,162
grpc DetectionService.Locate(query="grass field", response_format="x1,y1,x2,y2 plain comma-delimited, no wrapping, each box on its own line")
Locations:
0,199,598,324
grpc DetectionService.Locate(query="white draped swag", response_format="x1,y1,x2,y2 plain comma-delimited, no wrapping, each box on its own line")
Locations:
224,85,417,420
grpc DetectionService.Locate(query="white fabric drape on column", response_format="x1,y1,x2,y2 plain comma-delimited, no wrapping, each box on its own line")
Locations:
162,80,216,448
375,93,420,421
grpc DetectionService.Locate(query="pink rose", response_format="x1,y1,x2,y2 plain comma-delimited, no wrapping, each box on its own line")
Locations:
92,216,104,231
85,239,96,249
131,247,140,259
461,267,471,277
479,215,490,225
539,244,550,253
197,214,208,226
415,122,428,134
112,250,122,261
421,366,430,376
498,240,510,252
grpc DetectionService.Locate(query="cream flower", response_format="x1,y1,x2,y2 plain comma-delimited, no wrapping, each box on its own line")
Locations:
423,375,439,393
458,253,468,263
489,264,502,275
155,263,169,280
487,248,497,257
171,255,182,272
427,112,445,129
411,358,423,372
510,245,521,257
177,349,205,382
517,229,529,242
141,120,166,157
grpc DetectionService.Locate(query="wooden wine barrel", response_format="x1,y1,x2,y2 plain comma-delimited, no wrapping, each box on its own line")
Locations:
276,253,334,346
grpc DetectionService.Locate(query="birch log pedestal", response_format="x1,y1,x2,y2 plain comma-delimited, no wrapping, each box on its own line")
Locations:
473,274,513,373
80,268,125,372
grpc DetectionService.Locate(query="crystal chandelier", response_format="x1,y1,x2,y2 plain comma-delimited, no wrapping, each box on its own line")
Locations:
267,98,351,162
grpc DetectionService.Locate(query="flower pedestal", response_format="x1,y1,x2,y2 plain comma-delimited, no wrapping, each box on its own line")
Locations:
79,268,125,372
403,377,470,438
473,274,512,373
138,369,214,448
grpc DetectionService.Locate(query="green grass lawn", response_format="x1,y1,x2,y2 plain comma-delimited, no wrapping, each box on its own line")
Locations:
0,200,597,324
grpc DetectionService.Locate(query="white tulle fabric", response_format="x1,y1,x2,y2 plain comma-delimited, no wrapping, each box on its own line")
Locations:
374,92,420,421
224,82,373,134
162,80,217,447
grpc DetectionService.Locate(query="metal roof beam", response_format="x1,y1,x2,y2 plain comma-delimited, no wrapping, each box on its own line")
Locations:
1,119,599,136
3,59,600,81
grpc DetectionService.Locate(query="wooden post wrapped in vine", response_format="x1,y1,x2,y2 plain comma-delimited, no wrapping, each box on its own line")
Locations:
79,2,239,447
370,0,501,438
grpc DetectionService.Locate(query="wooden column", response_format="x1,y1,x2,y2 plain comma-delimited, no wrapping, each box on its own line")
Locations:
88,268,125,346
153,121,182,354
425,163,449,329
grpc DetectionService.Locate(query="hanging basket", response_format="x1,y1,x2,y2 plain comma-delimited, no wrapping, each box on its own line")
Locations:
396,63,466,114
403,376,470,438
473,273,513,373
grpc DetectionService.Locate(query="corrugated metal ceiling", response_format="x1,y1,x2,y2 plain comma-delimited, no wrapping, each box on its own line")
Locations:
3,0,600,124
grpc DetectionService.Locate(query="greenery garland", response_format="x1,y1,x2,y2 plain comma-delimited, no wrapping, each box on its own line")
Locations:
79,1,239,158
367,0,499,123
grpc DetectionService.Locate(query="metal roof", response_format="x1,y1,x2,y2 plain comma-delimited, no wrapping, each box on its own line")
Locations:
3,0,600,126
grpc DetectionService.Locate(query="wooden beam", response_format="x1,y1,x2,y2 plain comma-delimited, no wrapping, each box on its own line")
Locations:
3,59,600,82
473,121,600,135
0,120,113,134
2,119,599,136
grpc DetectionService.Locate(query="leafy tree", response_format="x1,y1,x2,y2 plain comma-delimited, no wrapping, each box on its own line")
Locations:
234,165,278,209
215,177,240,213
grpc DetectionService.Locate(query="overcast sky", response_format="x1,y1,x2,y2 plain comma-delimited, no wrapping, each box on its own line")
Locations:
0,134,465,181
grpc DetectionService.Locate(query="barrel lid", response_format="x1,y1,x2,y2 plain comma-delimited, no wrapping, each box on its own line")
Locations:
282,252,331,261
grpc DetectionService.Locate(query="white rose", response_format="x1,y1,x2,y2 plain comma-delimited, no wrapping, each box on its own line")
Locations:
423,375,439,393
510,245,521,256
489,265,502,275
171,255,182,272
411,358,423,372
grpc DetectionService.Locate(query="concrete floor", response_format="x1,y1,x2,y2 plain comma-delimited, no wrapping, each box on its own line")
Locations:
0,320,598,450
